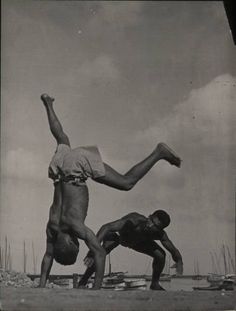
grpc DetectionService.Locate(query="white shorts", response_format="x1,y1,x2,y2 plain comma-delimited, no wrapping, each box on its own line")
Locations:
48,144,106,183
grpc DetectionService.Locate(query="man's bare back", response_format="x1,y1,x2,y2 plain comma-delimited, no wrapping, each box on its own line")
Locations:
60,183,89,225
47,182,89,236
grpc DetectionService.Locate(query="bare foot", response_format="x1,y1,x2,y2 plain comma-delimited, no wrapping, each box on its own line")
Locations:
40,94,55,106
157,143,182,168
150,284,166,291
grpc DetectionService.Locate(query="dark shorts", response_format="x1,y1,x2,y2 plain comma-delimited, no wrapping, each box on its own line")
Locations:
127,240,165,257
104,232,165,257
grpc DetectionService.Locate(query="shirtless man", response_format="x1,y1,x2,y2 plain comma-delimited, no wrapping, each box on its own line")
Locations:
79,210,183,290
39,94,182,289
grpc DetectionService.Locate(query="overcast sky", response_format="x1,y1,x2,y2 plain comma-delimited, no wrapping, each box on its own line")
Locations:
1,1,235,276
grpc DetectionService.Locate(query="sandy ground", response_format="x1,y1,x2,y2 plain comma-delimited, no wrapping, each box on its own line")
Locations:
0,287,235,311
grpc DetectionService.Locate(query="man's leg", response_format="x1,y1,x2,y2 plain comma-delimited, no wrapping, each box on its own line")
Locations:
95,143,181,191
131,241,166,290
150,250,166,290
40,94,70,146
78,234,120,287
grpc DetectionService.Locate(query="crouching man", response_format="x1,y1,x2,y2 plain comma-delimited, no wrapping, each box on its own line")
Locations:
79,210,183,290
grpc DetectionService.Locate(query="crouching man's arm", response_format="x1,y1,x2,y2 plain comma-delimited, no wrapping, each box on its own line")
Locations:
160,232,183,275
39,241,54,288
97,219,125,241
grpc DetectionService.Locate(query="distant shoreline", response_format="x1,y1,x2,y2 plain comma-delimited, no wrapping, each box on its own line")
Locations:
27,273,208,281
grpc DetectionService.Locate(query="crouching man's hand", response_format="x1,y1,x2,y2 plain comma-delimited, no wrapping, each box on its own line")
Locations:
84,250,95,268
171,261,183,275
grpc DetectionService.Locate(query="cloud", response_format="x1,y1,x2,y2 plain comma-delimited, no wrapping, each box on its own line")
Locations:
133,74,236,220
2,148,47,181
136,74,236,148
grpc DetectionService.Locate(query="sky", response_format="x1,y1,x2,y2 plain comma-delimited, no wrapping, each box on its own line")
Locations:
1,1,235,277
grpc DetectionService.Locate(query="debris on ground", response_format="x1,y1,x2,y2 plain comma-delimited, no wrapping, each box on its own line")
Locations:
0,269,60,288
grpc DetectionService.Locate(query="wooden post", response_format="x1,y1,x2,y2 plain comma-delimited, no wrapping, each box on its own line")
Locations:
8,244,12,271
5,237,7,270
23,240,27,273
32,242,37,274
73,273,79,288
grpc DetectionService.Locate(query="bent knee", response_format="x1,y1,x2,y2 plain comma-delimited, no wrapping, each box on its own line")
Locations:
153,249,166,261
56,133,70,146
120,180,136,191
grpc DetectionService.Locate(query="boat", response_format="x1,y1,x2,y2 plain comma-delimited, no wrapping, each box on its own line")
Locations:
101,254,146,290
193,279,234,291
160,274,172,281
208,245,235,282
102,279,126,290
53,278,73,288
124,278,147,290
225,274,236,284
145,274,171,282
206,245,235,288
207,273,225,286
207,273,236,286
102,271,126,290
102,275,147,291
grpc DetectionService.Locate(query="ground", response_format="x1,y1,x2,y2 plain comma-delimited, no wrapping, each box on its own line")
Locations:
0,287,236,311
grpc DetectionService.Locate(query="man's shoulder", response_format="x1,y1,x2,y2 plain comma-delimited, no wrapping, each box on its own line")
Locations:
120,213,146,229
122,212,145,221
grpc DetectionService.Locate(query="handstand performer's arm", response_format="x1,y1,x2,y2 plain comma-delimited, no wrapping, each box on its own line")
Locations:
79,217,133,287
160,232,183,275
71,223,106,289
39,241,54,287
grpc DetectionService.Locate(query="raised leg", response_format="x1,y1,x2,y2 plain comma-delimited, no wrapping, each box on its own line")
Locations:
40,94,70,146
95,143,181,191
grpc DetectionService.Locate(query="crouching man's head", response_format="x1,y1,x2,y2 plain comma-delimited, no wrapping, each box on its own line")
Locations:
54,232,80,265
145,210,171,233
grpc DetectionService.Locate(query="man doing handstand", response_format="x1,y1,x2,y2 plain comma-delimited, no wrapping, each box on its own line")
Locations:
39,94,182,289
